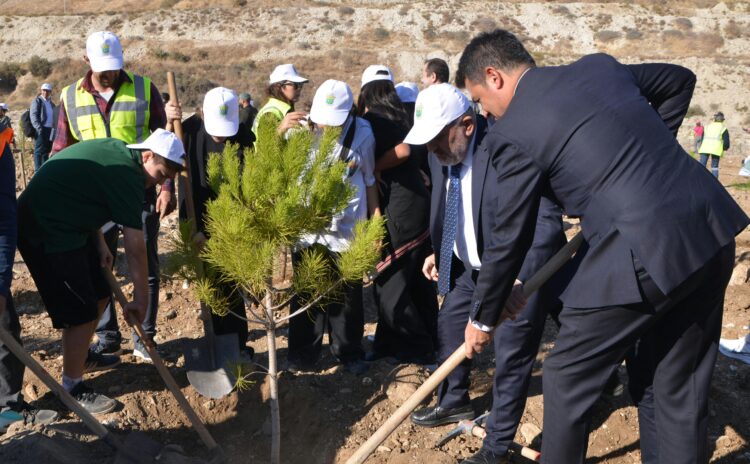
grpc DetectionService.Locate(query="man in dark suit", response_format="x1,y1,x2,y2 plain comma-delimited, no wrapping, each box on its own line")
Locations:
404,83,566,463
455,29,749,464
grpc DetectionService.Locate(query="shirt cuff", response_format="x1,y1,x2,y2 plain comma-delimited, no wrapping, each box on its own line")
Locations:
470,319,493,333
161,178,174,192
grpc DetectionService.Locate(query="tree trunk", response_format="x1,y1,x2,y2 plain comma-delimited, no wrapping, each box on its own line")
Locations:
265,290,281,464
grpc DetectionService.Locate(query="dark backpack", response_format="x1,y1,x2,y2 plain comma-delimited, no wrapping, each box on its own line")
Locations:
20,109,36,139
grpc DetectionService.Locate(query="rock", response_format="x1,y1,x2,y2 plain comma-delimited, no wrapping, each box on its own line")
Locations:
716,434,731,448
24,383,39,401
203,400,215,411
377,445,391,453
520,422,542,444
384,365,429,406
164,309,177,320
361,376,373,386
729,262,749,286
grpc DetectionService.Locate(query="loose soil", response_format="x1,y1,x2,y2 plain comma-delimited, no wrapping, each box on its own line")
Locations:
2,149,749,463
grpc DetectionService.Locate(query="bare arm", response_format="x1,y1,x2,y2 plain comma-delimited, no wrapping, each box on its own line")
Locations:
366,185,381,218
122,226,149,325
374,143,410,171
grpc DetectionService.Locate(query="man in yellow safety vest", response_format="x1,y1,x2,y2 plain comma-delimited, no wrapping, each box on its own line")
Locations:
51,31,181,367
698,112,730,178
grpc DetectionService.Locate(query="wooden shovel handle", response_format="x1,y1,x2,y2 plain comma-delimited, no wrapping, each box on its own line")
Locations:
103,269,219,452
345,232,583,464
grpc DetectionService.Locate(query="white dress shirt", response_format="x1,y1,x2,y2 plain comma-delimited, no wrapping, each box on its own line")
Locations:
445,131,482,270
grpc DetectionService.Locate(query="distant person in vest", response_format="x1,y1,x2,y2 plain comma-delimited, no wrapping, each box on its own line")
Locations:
238,92,258,129
698,112,730,178
30,82,55,170
51,30,181,367
252,64,308,144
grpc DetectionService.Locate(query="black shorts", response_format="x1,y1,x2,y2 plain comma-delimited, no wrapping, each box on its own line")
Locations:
17,236,110,329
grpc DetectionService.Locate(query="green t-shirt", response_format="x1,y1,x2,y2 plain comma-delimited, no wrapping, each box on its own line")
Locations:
18,138,145,253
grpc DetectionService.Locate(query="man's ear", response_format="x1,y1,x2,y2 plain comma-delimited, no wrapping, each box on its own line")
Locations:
84,55,90,64
485,66,504,91
463,115,476,137
141,150,154,164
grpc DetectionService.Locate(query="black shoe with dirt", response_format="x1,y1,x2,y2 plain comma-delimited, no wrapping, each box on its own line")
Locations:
69,382,117,416
83,350,121,373
460,447,509,464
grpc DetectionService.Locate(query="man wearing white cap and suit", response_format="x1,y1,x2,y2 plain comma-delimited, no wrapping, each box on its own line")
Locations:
286,79,380,375
17,131,184,415
52,31,180,364
405,83,565,464
181,87,255,359
30,82,55,170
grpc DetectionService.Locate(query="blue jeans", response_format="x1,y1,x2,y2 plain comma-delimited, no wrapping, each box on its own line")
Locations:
95,188,160,347
699,153,720,178
33,127,52,171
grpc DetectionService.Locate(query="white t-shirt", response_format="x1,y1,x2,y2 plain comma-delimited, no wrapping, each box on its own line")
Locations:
300,116,376,253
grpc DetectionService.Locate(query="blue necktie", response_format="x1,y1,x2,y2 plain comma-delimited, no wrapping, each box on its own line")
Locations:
438,164,462,296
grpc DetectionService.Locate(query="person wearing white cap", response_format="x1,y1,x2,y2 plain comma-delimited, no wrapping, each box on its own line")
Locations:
29,82,55,170
53,30,182,364
252,63,309,142
287,80,380,375
403,83,566,464
356,66,439,366
16,132,184,416
180,87,255,360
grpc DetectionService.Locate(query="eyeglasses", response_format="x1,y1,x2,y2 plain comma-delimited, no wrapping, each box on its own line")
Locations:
282,82,304,90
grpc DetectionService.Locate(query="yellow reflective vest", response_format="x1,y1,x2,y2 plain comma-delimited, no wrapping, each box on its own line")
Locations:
698,122,727,157
251,97,291,137
61,72,151,144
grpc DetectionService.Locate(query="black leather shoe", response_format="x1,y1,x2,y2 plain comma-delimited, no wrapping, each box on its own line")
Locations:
460,447,509,464
410,404,474,427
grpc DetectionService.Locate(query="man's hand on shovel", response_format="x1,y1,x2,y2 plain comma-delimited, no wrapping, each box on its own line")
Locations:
465,279,527,359
124,300,147,328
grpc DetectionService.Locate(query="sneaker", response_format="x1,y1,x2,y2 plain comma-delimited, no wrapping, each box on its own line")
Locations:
132,340,153,363
602,371,625,399
83,351,121,373
0,404,59,433
69,382,117,416
719,336,750,365
89,339,123,356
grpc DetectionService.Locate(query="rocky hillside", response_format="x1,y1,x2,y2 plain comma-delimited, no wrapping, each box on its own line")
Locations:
1,1,749,146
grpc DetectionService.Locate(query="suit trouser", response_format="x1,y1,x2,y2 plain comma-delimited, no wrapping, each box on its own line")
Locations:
0,296,23,412
33,127,51,171
95,189,160,347
436,257,555,455
372,241,438,361
210,278,248,352
287,246,364,364
541,243,734,464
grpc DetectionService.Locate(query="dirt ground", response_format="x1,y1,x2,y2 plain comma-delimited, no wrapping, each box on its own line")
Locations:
2,147,749,464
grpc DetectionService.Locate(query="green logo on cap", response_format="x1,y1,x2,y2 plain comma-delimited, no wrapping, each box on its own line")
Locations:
415,104,423,119
325,94,335,105
101,42,110,55
219,104,228,116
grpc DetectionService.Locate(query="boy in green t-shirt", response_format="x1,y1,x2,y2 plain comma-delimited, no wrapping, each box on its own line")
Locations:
17,129,184,415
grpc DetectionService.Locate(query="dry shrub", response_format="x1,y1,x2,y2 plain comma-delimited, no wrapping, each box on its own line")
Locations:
624,28,643,40
594,30,621,43
673,17,693,30
338,6,355,15
374,27,390,40
687,105,705,118
471,17,497,33
662,31,724,56
724,20,744,40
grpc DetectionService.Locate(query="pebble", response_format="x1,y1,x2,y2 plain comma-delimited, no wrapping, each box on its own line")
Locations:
203,400,215,410
376,446,391,453
165,309,177,320
102,418,119,428
361,376,373,386
24,383,38,401
716,435,731,448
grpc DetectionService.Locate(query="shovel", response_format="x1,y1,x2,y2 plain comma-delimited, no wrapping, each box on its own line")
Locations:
167,72,239,399
103,268,223,460
0,326,163,464
346,232,584,464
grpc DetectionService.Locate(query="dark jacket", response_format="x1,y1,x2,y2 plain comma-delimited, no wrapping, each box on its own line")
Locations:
30,95,54,133
470,54,749,326
429,115,566,291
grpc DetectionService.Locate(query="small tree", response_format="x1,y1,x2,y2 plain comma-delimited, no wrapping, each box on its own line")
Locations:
170,118,384,463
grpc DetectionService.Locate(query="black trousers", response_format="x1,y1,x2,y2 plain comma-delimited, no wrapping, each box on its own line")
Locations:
0,295,23,412
372,241,438,361
436,257,558,455
96,188,160,346
211,279,248,351
541,243,734,464
287,247,364,364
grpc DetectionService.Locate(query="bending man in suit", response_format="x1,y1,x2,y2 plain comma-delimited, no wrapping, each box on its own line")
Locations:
405,83,566,464
456,29,749,464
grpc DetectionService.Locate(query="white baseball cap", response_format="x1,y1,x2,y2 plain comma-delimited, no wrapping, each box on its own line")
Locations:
361,65,394,88
269,64,308,85
395,82,419,103
310,79,353,127
86,31,123,72
127,128,185,169
403,83,470,145
203,87,239,138
0,103,8,111
40,83,53,91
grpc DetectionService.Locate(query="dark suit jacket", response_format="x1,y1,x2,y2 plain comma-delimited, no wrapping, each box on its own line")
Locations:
471,53,749,326
429,116,566,294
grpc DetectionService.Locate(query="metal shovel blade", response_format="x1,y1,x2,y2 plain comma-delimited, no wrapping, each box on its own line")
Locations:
184,333,240,399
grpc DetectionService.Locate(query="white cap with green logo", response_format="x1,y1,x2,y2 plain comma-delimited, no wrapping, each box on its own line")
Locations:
310,79,353,127
403,83,470,145
203,87,240,138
